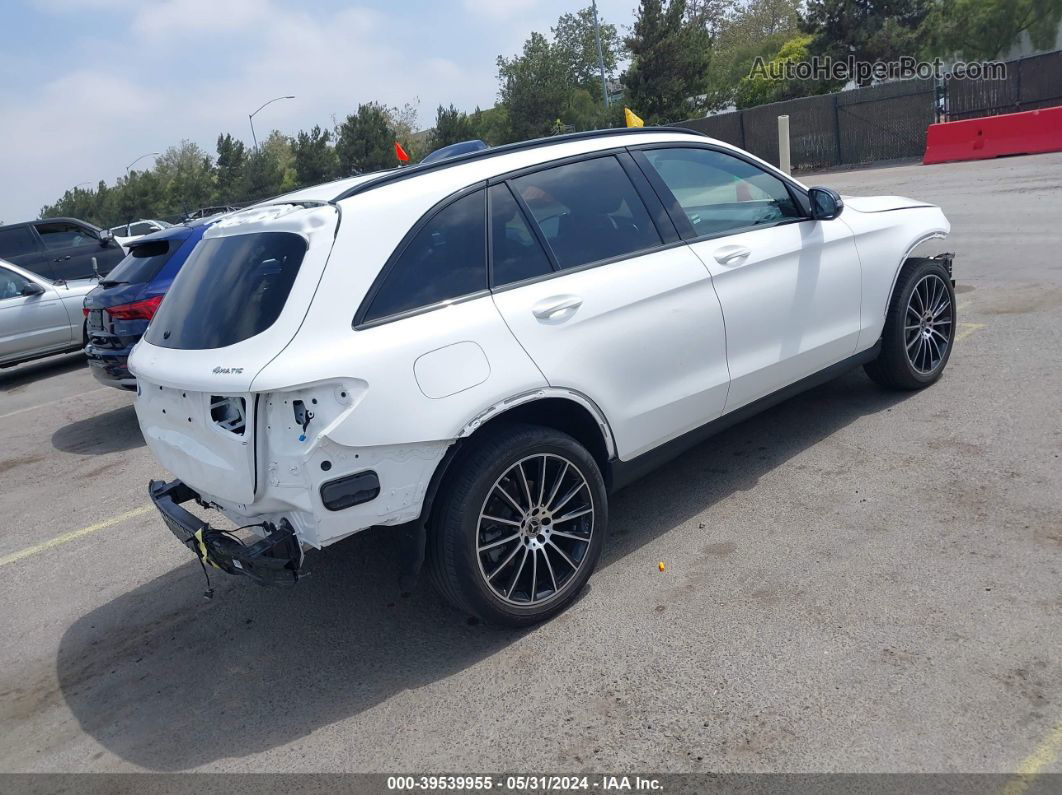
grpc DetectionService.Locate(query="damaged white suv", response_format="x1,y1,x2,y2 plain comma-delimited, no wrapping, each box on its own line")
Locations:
134,127,954,626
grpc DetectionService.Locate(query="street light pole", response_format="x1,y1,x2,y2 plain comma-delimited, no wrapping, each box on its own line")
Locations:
249,95,295,151
591,0,610,108
125,152,159,173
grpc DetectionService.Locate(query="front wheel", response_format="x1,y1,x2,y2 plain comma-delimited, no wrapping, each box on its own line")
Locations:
865,259,956,390
428,424,607,627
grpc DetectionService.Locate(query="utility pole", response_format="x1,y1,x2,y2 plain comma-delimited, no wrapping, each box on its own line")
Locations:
591,0,610,108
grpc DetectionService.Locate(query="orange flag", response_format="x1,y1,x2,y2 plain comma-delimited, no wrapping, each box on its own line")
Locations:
394,141,410,163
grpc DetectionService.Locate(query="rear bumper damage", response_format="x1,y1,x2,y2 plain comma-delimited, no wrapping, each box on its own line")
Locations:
148,479,304,586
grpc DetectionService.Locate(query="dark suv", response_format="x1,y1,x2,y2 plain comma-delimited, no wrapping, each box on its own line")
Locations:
0,218,125,281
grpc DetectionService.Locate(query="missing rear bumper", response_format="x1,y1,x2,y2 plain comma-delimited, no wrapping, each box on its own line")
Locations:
148,479,304,587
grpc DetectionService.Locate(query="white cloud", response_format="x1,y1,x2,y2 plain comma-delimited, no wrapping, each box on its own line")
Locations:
1,1,497,222
461,0,539,21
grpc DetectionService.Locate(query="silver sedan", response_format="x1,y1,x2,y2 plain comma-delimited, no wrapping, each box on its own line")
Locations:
0,258,96,368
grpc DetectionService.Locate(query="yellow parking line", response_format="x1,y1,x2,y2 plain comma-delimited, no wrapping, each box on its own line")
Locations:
0,387,111,422
0,505,152,568
1003,721,1062,795
955,322,986,342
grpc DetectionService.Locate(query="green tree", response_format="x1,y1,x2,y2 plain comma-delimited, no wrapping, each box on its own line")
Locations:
335,103,397,175
624,0,714,123
497,31,572,140
215,133,247,203
803,0,931,85
734,34,836,107
154,140,214,216
428,104,477,152
708,0,802,108
291,124,339,187
552,7,624,97
470,105,512,146
919,0,1062,59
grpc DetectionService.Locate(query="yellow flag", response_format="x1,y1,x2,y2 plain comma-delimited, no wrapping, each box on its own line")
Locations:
624,107,644,128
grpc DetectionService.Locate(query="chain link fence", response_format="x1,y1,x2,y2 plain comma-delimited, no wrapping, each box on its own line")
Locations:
679,51,1062,171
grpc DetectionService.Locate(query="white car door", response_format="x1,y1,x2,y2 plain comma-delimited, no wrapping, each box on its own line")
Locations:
0,265,72,362
633,145,862,413
489,155,730,461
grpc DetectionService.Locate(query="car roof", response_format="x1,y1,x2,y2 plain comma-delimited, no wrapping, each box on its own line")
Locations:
332,126,709,202
0,217,101,231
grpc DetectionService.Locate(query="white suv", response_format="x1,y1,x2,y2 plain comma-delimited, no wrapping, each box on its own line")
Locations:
132,127,954,626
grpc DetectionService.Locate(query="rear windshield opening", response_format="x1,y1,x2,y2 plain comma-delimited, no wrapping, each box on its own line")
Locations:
104,240,174,285
145,231,307,350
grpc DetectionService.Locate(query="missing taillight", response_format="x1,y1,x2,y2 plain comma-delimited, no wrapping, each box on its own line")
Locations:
210,396,247,435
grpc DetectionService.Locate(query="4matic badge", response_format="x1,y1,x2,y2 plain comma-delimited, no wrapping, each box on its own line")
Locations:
212,366,244,375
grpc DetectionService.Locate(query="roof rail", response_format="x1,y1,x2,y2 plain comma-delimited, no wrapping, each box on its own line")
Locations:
331,125,706,202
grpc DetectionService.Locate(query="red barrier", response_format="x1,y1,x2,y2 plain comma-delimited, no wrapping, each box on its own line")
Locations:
923,106,1062,165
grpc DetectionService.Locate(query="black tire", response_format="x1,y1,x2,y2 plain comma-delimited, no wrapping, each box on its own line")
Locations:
865,258,956,390
428,423,607,627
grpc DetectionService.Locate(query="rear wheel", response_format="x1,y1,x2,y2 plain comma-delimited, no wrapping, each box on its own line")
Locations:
865,259,955,390
428,424,607,627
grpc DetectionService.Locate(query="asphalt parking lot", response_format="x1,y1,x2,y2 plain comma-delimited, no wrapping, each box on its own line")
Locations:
1,153,1060,776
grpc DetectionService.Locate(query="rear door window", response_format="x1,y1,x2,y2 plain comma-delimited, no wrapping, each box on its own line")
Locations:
489,183,553,287
509,156,661,270
361,189,487,323
145,232,306,350
0,227,40,258
34,222,98,250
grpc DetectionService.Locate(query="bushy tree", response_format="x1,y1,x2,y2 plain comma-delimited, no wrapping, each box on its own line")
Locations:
291,125,339,187
919,0,1062,59
708,0,802,108
335,103,398,175
552,7,624,98
215,133,246,203
624,0,714,123
497,31,572,140
428,104,478,152
734,34,837,107
803,0,931,85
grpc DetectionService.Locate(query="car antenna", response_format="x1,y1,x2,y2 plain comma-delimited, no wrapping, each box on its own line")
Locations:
91,256,100,280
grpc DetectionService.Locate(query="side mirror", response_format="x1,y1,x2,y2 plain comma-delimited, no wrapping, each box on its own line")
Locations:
98,229,114,246
21,282,46,297
809,187,844,221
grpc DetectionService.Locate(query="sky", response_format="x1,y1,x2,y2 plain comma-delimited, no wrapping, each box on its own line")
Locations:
0,0,639,224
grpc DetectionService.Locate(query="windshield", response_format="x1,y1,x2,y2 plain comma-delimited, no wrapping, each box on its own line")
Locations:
103,239,178,284
145,231,306,350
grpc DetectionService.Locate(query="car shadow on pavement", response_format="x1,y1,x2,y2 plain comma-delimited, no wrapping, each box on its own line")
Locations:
51,404,143,455
0,352,85,392
56,369,909,770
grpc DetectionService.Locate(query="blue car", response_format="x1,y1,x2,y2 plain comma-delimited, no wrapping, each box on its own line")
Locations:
84,220,211,389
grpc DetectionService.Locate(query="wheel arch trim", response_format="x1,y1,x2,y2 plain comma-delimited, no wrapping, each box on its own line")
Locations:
884,231,949,318
456,387,618,460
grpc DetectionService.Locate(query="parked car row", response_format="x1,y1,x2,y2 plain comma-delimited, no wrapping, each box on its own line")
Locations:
0,218,125,281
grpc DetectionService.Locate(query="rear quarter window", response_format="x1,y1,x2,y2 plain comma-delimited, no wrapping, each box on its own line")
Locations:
145,231,306,350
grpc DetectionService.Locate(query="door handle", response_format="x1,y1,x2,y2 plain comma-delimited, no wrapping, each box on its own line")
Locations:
713,245,751,265
53,255,71,262
532,295,582,321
